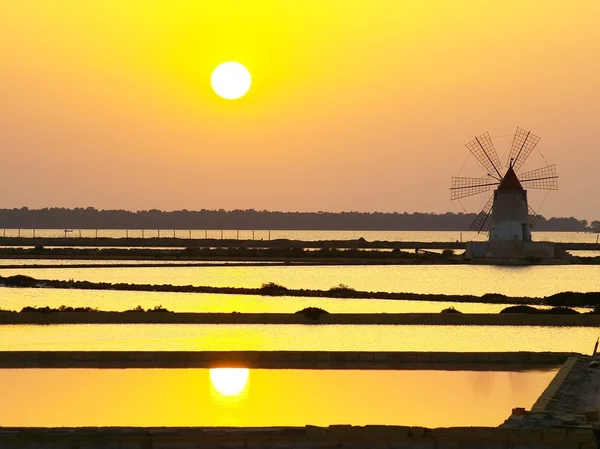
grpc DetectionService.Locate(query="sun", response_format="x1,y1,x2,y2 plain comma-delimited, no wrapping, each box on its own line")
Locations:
210,62,252,100
209,368,250,396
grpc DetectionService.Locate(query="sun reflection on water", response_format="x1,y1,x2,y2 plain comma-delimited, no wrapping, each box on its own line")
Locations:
209,368,250,397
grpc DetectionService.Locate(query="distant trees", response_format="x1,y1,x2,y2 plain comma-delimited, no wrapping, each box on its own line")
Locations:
537,216,588,231
0,207,594,232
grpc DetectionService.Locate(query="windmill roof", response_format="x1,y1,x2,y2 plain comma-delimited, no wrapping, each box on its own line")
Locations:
498,166,523,190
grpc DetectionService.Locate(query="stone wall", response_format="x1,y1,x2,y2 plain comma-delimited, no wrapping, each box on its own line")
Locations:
0,350,572,369
0,425,597,449
531,356,580,412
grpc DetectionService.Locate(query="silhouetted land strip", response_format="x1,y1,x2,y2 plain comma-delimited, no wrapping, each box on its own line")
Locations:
0,262,303,269
1,236,599,249
1,275,599,308
2,304,598,325
1,424,597,449
0,350,572,370
0,207,596,231
0,242,598,265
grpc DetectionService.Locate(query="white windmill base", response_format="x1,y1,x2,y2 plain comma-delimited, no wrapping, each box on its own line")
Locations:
465,240,567,261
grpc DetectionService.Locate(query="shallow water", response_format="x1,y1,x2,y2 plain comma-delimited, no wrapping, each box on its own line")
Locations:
2,324,597,353
1,264,598,297
0,368,555,427
0,287,522,314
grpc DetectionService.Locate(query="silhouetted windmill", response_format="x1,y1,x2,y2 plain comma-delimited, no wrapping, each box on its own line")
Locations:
450,128,558,241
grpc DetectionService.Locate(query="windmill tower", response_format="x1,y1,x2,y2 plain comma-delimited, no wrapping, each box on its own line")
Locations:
450,128,560,259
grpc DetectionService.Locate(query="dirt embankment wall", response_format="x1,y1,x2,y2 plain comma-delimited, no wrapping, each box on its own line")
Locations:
0,425,596,449
0,350,572,369
2,311,600,326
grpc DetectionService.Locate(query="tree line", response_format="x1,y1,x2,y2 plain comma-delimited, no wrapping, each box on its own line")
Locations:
0,207,596,231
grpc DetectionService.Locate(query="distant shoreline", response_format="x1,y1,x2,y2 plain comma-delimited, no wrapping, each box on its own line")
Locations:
0,207,595,232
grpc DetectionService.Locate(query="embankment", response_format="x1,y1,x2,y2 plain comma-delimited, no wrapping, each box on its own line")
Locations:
0,240,597,265
6,275,600,307
2,310,600,326
0,350,573,369
0,425,597,449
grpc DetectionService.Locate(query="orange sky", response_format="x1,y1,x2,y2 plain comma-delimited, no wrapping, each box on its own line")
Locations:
1,1,599,220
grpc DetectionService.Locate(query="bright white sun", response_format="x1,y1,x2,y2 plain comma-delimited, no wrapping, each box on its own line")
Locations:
211,62,251,100
209,368,250,396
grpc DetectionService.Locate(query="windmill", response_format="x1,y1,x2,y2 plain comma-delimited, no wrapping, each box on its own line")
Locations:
450,128,558,242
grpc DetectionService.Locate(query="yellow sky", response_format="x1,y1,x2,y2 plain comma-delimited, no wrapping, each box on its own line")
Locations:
1,1,599,219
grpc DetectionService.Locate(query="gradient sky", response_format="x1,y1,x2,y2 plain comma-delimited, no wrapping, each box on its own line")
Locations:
1,1,599,220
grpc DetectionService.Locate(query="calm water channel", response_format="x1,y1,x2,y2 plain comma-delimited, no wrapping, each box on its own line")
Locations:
0,368,556,427
2,325,598,353
0,288,521,314
1,264,599,297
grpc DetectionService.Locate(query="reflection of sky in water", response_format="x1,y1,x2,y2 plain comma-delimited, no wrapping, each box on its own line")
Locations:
210,368,249,396
0,287,544,314
1,264,599,297
2,324,598,353
209,368,250,426
0,368,556,428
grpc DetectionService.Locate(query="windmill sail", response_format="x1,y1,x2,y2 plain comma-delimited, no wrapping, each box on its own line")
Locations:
451,127,558,238
470,195,494,233
465,132,503,180
519,164,558,190
507,128,541,171
528,205,543,228
450,177,499,200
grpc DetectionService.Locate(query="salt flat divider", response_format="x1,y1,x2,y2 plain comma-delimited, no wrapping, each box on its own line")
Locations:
1,311,600,326
0,351,572,370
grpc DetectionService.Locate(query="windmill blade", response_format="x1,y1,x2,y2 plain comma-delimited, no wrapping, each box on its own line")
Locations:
528,205,543,228
507,127,541,171
465,132,503,180
519,164,559,190
470,195,494,233
450,177,499,200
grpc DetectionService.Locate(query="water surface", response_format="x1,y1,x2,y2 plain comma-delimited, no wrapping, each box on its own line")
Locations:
2,324,597,353
0,287,518,314
0,368,556,427
1,264,598,297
